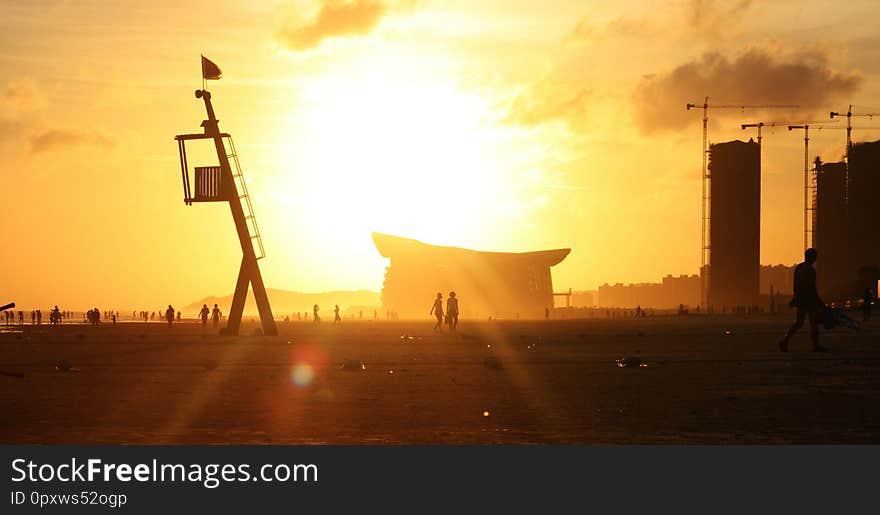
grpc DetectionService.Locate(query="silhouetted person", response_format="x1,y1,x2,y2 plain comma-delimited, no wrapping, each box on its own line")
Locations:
863,289,873,322
545,307,550,320
176,310,181,322
200,304,210,328
313,304,321,324
430,292,444,332
334,304,341,324
446,291,459,333
165,305,175,327
211,304,221,328
36,309,42,325
779,248,827,352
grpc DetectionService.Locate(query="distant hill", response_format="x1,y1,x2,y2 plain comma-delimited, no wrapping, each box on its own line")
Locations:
185,289,381,316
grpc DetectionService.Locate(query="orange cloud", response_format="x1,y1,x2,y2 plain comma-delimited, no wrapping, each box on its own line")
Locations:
29,129,112,154
507,83,591,130
3,78,46,114
278,0,392,50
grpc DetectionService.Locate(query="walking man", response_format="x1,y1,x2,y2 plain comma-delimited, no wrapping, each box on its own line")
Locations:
200,304,210,328
446,291,459,334
430,292,444,332
779,248,828,352
211,304,221,329
165,305,175,328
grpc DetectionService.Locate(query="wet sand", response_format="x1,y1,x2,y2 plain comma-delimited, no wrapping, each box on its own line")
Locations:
1,316,878,444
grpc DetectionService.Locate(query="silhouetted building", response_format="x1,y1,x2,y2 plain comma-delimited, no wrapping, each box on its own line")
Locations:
760,264,795,295
707,139,761,308
847,140,880,295
597,274,700,308
814,160,851,300
569,290,596,307
373,233,570,318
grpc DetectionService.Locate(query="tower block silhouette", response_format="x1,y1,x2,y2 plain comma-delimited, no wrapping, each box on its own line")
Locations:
175,88,277,336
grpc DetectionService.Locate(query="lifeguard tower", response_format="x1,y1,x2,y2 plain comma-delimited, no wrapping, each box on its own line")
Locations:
174,74,277,336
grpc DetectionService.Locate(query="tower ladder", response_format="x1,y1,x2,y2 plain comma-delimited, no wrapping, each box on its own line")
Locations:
223,135,265,260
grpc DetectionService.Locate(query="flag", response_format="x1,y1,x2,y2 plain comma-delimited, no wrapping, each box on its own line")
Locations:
201,55,222,80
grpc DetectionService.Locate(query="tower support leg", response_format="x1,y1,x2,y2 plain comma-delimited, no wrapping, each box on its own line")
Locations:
223,256,278,336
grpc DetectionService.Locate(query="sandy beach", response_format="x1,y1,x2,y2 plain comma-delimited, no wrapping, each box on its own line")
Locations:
1,315,877,444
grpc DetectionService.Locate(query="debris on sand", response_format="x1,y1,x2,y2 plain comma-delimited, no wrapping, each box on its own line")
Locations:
483,410,491,417
341,359,366,371
722,328,735,336
616,356,647,368
55,360,79,372
483,356,503,370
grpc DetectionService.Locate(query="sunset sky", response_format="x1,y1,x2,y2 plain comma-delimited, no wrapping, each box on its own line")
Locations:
2,0,879,309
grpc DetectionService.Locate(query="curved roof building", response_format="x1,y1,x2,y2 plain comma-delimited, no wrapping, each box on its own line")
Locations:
373,233,570,319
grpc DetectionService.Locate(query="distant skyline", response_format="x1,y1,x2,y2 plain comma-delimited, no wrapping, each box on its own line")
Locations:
2,1,880,308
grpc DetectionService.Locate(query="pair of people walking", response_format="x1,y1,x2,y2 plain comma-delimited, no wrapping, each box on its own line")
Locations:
430,291,459,333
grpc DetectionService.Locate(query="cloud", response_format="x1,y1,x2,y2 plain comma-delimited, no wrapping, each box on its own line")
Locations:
2,78,47,116
506,82,591,129
633,48,862,133
29,129,112,154
567,0,754,45
278,1,399,51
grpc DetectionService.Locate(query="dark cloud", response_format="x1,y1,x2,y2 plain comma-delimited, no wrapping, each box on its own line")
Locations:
633,49,862,133
277,1,390,50
29,129,112,154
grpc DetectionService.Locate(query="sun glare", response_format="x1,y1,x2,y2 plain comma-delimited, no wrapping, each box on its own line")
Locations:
270,68,521,261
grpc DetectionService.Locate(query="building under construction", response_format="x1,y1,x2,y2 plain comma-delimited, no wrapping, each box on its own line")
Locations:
814,160,851,300
848,140,880,294
707,139,761,308
814,140,880,300
373,233,570,318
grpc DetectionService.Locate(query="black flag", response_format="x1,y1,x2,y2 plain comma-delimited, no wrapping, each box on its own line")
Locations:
201,55,222,80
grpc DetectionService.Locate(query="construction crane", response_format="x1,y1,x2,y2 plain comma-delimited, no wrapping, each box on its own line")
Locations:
829,106,880,203
739,120,834,251
686,97,798,304
829,105,880,153
787,123,840,250
740,121,790,145
793,124,880,249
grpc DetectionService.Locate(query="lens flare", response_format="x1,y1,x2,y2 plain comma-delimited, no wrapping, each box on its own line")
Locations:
291,363,314,387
